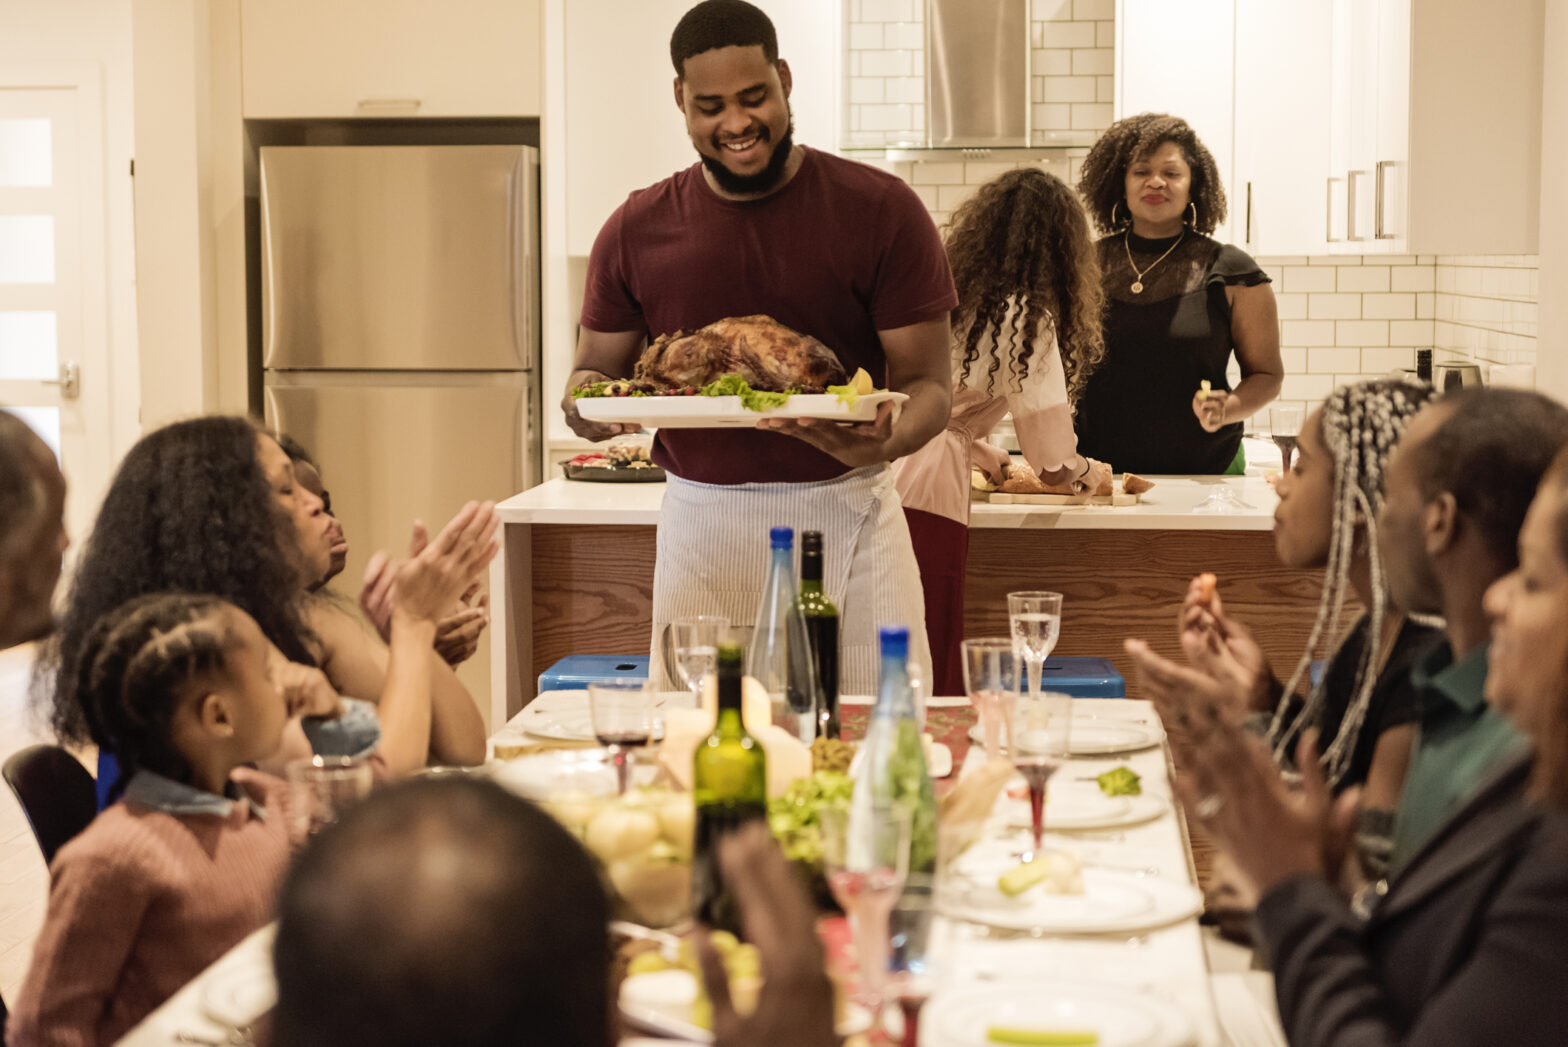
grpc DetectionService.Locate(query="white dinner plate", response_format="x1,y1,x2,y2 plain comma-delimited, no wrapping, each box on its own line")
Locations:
1000,787,1168,831
969,716,1165,756
619,969,870,1042
199,951,277,1029
577,390,907,429
922,979,1196,1047
488,748,621,799
514,689,692,742
939,842,1202,934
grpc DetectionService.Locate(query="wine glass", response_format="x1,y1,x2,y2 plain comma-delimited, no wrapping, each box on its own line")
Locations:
1008,590,1062,702
587,679,653,795
1011,690,1073,858
1269,403,1305,472
821,803,912,1020
671,615,729,708
960,637,1020,754
887,868,948,1047
286,755,373,839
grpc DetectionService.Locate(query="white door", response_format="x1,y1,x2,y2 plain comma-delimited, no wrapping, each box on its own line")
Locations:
0,71,114,546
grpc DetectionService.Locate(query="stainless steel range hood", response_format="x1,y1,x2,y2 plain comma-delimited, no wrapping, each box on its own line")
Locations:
926,0,1030,148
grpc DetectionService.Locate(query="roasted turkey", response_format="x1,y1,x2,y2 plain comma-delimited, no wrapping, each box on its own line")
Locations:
633,315,849,393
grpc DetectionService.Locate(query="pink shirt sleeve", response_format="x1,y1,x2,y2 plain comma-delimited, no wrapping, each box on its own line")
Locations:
993,317,1078,475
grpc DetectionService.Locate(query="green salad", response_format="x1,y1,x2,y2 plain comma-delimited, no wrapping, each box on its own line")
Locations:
1096,766,1142,796
767,770,853,866
573,373,800,413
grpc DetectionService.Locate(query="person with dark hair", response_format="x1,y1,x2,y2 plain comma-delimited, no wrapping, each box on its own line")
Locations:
278,432,488,666
1074,113,1283,475
40,417,494,792
273,780,838,1047
1155,433,1568,1047
0,411,68,649
561,0,957,692
891,168,1107,696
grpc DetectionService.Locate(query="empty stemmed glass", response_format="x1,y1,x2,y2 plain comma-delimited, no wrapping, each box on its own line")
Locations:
961,637,1021,754
1008,590,1062,702
821,803,912,1021
587,679,653,795
671,615,729,707
1011,690,1073,859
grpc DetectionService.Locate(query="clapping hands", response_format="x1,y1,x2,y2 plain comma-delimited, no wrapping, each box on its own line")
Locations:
360,502,499,645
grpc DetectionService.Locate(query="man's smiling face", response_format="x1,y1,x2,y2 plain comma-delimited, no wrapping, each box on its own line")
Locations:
675,44,794,196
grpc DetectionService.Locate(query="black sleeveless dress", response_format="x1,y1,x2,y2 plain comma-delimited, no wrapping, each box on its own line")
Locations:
1075,231,1271,475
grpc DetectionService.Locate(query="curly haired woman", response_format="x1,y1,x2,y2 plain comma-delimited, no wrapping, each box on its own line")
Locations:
892,168,1106,696
1075,113,1283,474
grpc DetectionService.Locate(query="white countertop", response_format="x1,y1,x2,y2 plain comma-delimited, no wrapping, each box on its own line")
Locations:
497,473,1280,531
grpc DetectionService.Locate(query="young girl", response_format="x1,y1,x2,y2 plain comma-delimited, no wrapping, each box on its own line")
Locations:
11,501,494,1045
892,167,1108,696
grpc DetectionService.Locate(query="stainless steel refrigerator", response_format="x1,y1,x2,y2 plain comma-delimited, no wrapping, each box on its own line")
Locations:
261,144,541,720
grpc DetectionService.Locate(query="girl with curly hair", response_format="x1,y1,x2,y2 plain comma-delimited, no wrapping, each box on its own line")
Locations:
1074,113,1283,474
892,167,1106,695
39,416,494,799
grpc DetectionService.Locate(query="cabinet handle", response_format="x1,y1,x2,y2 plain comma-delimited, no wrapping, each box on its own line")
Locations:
1245,181,1253,245
1374,159,1395,240
1326,177,1342,243
356,96,422,113
1346,170,1365,241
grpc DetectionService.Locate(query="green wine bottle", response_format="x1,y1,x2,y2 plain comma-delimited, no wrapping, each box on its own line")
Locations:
797,531,841,739
692,642,768,936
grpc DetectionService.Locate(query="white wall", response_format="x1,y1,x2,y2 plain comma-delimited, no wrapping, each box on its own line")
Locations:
0,0,140,460
1538,0,1568,403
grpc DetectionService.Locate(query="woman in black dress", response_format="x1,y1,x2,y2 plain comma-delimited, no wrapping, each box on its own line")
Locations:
1075,113,1284,474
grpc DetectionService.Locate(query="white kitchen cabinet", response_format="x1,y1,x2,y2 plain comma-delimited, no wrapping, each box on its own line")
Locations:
1328,0,1542,255
1118,1,1333,256
240,0,541,119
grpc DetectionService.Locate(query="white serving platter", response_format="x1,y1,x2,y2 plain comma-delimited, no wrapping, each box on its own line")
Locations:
576,390,907,429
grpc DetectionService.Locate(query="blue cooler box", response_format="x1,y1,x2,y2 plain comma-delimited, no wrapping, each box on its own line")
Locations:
1037,656,1125,698
537,654,651,693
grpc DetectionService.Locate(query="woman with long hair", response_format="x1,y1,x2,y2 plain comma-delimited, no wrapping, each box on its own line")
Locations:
893,167,1107,696
1075,113,1283,474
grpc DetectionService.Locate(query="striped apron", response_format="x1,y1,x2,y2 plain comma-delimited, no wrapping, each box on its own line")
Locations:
650,464,931,696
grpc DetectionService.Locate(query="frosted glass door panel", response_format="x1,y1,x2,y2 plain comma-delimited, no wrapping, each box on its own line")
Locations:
0,310,57,378
4,406,61,457
0,118,50,186
0,215,54,282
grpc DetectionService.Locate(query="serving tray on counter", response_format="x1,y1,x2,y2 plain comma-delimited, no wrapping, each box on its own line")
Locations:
575,391,906,429
561,463,667,483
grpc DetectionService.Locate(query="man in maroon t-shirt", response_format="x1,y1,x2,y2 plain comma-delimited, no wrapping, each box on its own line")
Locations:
561,0,957,695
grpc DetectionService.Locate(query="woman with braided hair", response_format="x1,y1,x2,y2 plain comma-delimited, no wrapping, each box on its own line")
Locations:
1074,113,1283,474
1129,379,1438,876
893,167,1108,695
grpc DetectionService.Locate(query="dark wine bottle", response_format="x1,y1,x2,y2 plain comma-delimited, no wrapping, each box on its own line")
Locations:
797,531,841,739
691,643,767,936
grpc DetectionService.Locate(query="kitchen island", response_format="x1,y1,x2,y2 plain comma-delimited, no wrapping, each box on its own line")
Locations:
488,472,1340,727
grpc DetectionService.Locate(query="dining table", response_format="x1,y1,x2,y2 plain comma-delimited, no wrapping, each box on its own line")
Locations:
116,692,1288,1047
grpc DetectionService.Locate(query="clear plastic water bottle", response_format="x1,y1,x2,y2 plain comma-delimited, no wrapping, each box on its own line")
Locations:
850,626,937,877
746,526,821,744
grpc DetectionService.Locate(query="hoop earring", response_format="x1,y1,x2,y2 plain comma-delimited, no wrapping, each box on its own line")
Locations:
1185,202,1198,228
1111,200,1129,228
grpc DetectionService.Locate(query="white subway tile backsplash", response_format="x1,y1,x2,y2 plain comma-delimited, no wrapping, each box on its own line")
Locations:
885,76,923,104
913,161,966,185
858,103,915,132
1043,76,1097,102
1308,294,1361,320
1388,320,1433,347
1043,21,1097,48
860,0,916,21
858,49,913,77
1097,76,1115,102
1362,294,1415,320
1335,320,1388,347
1070,102,1112,129
1031,21,1044,48
1274,292,1307,320
1033,103,1071,130
1096,20,1115,47
1282,266,1336,293
1415,293,1435,320
849,78,885,105
884,21,924,50
1072,48,1113,75
1309,255,1359,265
1283,374,1336,402
1336,266,1389,293
1074,0,1114,18
911,184,938,210
1033,0,1073,20
1379,256,1418,266
1308,347,1362,374
1282,320,1337,345
936,184,976,212
1035,48,1074,75
1280,347,1307,373
1361,347,1417,373
1391,266,1435,293
849,22,883,49
963,160,1020,184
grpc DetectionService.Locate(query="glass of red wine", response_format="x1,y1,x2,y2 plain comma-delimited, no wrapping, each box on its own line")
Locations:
588,679,654,795
1269,403,1305,472
1011,690,1073,858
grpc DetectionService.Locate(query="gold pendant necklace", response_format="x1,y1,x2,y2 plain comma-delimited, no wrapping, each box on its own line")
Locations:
1124,229,1185,294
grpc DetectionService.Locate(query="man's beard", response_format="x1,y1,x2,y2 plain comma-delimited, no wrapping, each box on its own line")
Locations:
700,114,796,196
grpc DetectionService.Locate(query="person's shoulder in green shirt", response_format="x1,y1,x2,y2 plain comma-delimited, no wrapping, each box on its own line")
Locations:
1389,641,1529,871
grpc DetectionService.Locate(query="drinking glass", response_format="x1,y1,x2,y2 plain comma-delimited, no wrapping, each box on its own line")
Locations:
1008,590,1062,702
588,678,654,795
286,755,373,839
887,871,948,1047
1011,690,1073,857
1269,403,1305,472
960,637,1020,754
671,615,729,707
821,804,912,1018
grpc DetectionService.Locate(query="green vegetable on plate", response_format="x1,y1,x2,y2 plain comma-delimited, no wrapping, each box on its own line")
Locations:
1096,766,1141,797
987,1027,1099,1045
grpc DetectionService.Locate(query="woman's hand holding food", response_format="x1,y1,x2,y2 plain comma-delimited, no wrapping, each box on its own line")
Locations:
1175,727,1359,897
390,501,500,626
1192,385,1239,433
1179,575,1275,713
1076,456,1112,495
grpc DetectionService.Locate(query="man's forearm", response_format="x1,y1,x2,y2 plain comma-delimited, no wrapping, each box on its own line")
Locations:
883,374,952,460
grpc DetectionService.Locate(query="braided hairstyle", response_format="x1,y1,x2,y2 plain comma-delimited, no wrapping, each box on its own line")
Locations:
945,167,1105,409
1077,113,1227,236
1266,378,1437,785
74,593,236,799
